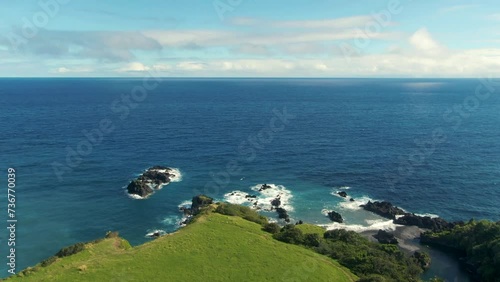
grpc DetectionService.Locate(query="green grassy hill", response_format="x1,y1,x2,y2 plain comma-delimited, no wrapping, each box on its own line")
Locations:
7,211,357,282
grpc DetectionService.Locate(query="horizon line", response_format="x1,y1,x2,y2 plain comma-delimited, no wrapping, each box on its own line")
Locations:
0,77,492,79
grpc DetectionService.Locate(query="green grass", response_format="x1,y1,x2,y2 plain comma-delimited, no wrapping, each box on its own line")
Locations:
295,223,327,237
8,212,357,282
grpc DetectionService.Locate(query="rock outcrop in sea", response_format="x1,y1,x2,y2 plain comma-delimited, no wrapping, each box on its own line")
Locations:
326,211,344,223
337,191,348,198
361,201,406,219
191,195,214,214
362,201,462,232
127,166,179,198
394,214,459,232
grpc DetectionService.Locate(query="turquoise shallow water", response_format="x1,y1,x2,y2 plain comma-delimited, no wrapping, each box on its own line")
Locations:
0,78,499,280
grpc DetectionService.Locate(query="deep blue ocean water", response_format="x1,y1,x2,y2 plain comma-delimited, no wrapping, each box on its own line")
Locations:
0,78,499,280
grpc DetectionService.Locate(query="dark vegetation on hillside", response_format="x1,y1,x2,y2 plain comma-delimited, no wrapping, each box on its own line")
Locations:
8,195,497,282
270,225,426,282
214,202,268,225
421,220,500,282
214,201,426,282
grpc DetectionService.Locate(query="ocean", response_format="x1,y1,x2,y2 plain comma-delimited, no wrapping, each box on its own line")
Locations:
1,78,499,280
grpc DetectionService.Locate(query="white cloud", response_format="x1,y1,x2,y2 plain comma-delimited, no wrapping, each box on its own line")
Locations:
230,15,375,29
4,14,500,77
176,62,205,71
57,67,70,73
230,44,272,55
117,62,170,72
144,29,398,50
53,66,93,74
409,28,447,56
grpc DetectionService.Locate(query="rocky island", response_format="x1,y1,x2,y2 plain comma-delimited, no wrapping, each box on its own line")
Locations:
126,166,180,198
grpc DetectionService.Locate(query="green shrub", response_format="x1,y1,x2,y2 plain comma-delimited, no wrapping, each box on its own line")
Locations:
420,220,500,281
358,274,388,282
56,242,86,258
119,239,132,250
263,223,281,234
321,229,418,279
19,267,38,277
215,203,268,225
310,229,423,281
40,256,57,267
303,233,322,247
378,244,399,255
273,225,304,245
411,251,431,270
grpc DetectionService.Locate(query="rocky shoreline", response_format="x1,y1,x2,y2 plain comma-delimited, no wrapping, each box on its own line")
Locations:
331,192,478,281
224,184,292,223
359,200,464,232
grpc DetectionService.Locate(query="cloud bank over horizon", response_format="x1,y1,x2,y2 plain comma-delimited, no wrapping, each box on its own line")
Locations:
1,0,500,77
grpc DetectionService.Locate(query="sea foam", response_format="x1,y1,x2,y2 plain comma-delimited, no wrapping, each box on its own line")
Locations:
336,195,375,211
145,229,167,238
320,218,400,232
224,184,294,212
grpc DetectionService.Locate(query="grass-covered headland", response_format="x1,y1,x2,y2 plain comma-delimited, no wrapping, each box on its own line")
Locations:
5,196,493,282
3,197,357,282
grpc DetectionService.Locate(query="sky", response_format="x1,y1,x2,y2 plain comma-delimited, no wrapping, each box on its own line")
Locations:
0,0,499,77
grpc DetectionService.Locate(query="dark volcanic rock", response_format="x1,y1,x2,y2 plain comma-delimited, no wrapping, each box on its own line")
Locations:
245,194,257,199
350,198,355,202
259,184,272,191
327,211,344,223
142,170,170,184
337,191,348,198
373,230,398,244
126,180,154,197
394,214,456,232
191,195,214,214
271,198,281,207
126,166,177,198
179,207,192,216
177,195,214,226
361,201,406,219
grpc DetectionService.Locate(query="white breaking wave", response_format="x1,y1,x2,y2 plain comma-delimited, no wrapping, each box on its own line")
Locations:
320,218,400,232
224,184,294,212
126,190,145,200
162,214,191,227
337,186,351,190
178,200,192,209
415,213,440,218
149,167,183,187
224,190,253,205
145,229,167,238
322,190,441,233
162,217,176,225
337,195,375,211
167,168,183,182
